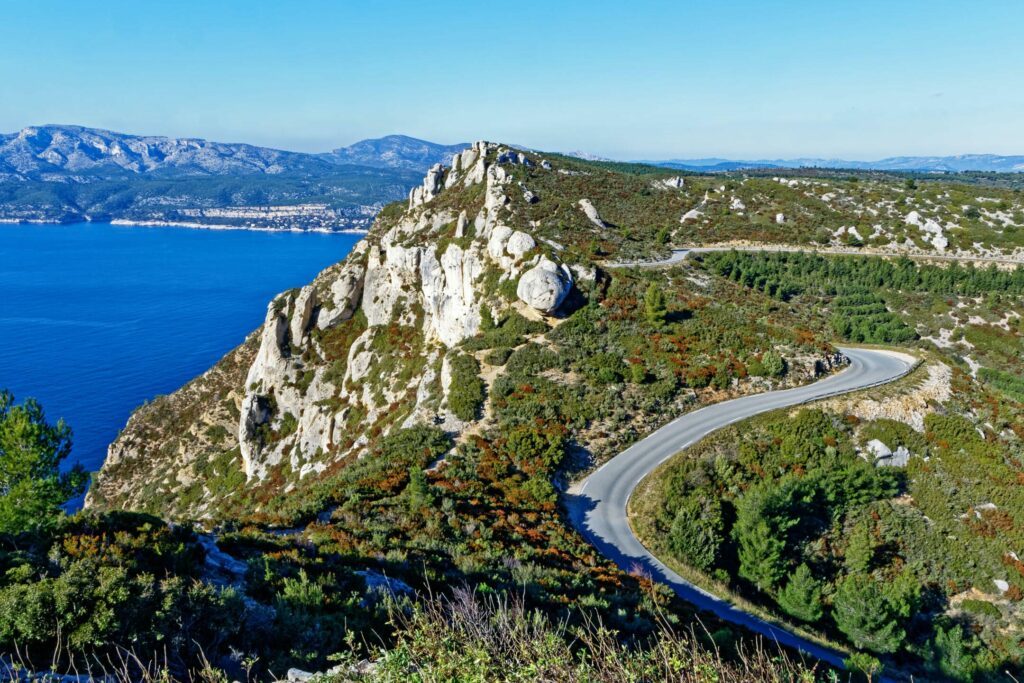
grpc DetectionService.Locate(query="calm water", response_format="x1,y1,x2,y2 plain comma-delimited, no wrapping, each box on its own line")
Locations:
0,222,360,475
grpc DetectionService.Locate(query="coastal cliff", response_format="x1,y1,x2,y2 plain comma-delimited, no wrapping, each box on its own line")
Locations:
90,143,592,516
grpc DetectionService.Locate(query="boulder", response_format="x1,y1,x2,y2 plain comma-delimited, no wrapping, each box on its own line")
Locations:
505,231,536,259
487,225,514,260
517,257,573,314
578,198,607,228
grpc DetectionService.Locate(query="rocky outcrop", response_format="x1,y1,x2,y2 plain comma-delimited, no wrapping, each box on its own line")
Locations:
92,139,585,511
409,163,445,208
232,140,580,482
578,198,607,228
517,257,573,314
653,176,685,190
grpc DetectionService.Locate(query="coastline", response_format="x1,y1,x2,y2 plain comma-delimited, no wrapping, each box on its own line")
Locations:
0,217,370,235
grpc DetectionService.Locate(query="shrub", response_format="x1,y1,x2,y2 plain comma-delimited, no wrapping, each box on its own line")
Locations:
484,347,514,366
447,353,485,421
667,493,723,571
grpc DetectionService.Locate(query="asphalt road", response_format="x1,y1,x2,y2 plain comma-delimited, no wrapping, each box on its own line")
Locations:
565,347,916,669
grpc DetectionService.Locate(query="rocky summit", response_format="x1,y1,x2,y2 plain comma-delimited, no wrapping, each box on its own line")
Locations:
89,141,595,514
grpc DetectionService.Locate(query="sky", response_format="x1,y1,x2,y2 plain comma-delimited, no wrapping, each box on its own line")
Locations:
2,0,1023,160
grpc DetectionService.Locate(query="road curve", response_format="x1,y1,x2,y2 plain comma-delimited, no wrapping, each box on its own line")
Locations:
565,347,916,668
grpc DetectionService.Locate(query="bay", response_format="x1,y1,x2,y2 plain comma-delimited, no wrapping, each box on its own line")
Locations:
0,222,360,475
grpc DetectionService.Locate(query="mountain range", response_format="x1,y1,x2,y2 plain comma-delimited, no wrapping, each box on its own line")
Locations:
0,125,468,181
0,126,469,230
640,153,1024,173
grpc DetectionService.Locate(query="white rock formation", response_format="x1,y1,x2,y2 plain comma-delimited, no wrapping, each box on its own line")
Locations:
905,210,948,251
653,176,685,190
517,257,573,314
505,231,536,259
776,213,786,224
681,208,703,223
578,198,607,228
235,142,583,481
409,163,445,208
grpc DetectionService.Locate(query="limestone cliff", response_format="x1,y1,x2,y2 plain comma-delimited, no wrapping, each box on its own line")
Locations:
89,142,580,517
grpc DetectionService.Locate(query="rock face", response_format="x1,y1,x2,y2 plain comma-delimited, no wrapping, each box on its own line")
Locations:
234,142,579,481
90,140,583,514
409,163,445,208
517,257,573,314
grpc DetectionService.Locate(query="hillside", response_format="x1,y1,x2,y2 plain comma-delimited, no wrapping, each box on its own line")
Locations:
68,143,1024,678
0,126,466,230
325,134,469,171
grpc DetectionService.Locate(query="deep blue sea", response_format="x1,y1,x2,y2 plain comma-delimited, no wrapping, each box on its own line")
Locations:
0,222,360,475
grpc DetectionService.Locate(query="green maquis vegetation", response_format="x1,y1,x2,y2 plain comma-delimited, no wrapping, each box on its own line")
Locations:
0,392,240,670
634,404,1024,680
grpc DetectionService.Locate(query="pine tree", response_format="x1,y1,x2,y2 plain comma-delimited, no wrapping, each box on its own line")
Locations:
0,390,87,534
406,466,433,511
776,563,823,623
644,283,667,327
832,574,905,654
733,485,791,593
844,520,875,574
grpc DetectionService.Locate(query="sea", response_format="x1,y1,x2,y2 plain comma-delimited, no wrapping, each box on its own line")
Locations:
0,222,361,476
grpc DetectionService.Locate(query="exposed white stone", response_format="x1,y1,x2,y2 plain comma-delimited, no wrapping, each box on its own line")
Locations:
506,231,536,259
681,208,703,223
317,252,366,329
444,153,462,189
487,225,514,261
517,257,573,313
866,439,892,459
289,285,316,344
776,212,786,224
409,163,445,208
653,176,685,190
578,198,607,228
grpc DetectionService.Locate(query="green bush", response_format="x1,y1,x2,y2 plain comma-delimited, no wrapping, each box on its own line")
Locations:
484,347,514,366
447,353,485,421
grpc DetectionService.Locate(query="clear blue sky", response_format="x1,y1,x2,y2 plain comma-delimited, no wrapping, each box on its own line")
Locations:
2,0,1022,159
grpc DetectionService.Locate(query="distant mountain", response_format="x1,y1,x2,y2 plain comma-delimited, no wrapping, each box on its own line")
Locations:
0,126,463,230
563,150,613,162
0,126,468,182
325,134,469,171
0,125,340,181
644,154,1024,173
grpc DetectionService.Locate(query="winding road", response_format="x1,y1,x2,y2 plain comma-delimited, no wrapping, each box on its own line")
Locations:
566,347,917,668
